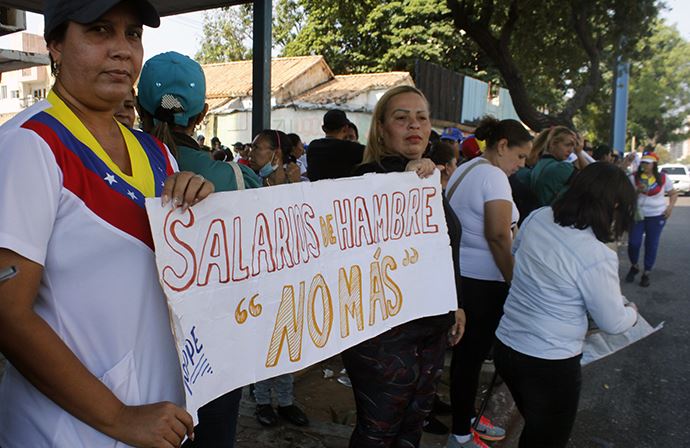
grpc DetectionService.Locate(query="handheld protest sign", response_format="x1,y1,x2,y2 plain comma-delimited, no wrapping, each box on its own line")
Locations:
146,171,457,422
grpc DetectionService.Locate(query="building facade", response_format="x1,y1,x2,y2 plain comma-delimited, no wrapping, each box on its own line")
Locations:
0,32,50,123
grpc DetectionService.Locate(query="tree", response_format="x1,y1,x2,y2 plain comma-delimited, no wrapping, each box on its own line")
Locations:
281,0,492,77
627,23,690,146
196,1,304,64
196,5,253,63
273,0,305,50
445,0,659,131
282,0,660,132
576,21,690,148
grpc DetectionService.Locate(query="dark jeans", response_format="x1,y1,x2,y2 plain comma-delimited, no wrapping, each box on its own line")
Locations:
341,314,451,448
450,277,509,435
182,388,242,448
494,340,582,448
628,215,666,272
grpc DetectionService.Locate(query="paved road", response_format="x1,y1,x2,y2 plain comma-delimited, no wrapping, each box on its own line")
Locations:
568,196,690,448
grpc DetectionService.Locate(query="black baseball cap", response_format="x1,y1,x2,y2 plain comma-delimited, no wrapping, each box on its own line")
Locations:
323,109,350,131
44,0,160,40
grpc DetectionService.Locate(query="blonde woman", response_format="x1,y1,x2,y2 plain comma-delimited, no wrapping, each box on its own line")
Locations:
342,85,465,448
530,126,589,206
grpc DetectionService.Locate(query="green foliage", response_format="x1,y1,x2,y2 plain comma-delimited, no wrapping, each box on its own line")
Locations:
196,5,253,63
274,0,305,49
282,0,493,79
445,0,660,129
196,0,684,141
627,22,690,145
577,21,690,147
196,1,304,64
283,0,660,130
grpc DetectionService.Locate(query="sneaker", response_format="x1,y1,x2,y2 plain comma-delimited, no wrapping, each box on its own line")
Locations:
423,415,449,435
472,416,506,441
446,432,489,448
277,404,309,426
255,404,278,427
640,273,650,287
625,265,639,283
433,395,453,415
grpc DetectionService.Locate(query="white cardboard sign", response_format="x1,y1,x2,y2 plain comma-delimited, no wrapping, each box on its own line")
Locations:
145,171,457,421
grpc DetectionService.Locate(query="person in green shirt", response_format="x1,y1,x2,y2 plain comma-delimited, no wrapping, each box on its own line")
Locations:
136,51,260,448
530,126,589,207
137,51,261,194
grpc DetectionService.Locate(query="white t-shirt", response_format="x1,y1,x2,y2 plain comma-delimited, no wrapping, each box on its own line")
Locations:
0,92,184,447
445,157,519,282
633,173,674,218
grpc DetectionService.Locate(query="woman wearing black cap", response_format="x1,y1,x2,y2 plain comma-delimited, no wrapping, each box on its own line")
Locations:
0,1,211,446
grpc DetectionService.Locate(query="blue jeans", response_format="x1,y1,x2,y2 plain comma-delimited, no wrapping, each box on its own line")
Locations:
254,373,294,406
628,215,666,272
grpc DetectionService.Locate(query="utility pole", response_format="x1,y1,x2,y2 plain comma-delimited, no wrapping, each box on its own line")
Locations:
252,0,272,138
610,55,631,155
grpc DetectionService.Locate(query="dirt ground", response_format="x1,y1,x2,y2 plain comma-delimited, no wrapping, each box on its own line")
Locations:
234,352,518,448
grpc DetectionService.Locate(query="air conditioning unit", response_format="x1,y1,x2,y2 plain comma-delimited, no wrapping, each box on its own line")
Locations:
0,7,27,37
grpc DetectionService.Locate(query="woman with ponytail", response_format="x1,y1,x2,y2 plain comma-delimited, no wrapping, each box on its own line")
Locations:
138,51,263,447
445,116,532,448
138,51,262,192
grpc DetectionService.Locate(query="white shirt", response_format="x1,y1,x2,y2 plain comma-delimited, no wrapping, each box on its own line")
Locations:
0,94,184,447
446,157,519,282
633,174,674,218
496,208,638,360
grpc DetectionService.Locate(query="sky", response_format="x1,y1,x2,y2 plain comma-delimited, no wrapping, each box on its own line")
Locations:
1,1,688,64
0,9,209,62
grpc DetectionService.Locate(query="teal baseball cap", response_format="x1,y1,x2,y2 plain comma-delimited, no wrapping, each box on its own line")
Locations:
138,51,206,127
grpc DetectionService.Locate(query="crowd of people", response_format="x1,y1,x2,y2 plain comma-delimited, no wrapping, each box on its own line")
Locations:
0,1,679,448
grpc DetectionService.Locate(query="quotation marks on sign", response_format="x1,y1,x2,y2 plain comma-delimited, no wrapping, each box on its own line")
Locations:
235,294,263,324
402,247,419,266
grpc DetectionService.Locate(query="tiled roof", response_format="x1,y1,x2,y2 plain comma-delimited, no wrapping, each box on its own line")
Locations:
291,72,414,104
202,55,332,99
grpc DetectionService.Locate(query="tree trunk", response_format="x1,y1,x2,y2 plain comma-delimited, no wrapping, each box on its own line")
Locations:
446,0,601,132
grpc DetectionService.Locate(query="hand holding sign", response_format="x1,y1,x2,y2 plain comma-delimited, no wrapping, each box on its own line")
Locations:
146,171,457,423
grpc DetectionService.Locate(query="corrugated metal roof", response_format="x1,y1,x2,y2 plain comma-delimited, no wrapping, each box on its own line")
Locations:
291,72,414,104
203,56,332,99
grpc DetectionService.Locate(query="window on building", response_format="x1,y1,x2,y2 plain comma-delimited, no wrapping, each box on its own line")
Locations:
1,86,7,99
11,90,20,99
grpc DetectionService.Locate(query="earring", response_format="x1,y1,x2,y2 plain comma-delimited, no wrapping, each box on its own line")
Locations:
53,62,61,78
